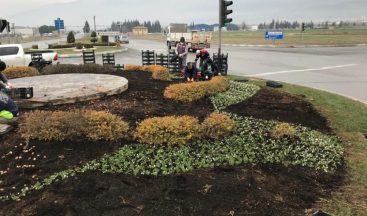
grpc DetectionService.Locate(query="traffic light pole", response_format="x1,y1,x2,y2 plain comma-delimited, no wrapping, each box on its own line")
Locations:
218,0,222,56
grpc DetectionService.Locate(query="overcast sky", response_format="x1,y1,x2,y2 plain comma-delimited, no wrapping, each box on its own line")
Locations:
2,0,367,28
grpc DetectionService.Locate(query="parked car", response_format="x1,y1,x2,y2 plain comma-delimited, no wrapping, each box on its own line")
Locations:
0,44,59,68
120,35,129,44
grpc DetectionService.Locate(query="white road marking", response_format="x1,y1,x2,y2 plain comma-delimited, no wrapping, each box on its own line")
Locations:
252,64,358,77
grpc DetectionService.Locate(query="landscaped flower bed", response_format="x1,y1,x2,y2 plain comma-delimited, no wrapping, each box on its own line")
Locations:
0,68,345,215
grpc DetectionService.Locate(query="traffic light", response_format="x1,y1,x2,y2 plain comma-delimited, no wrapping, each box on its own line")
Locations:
0,19,10,33
301,22,305,32
220,0,233,27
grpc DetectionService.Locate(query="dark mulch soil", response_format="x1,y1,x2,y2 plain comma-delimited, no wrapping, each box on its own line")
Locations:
225,88,331,133
0,165,344,216
0,72,340,216
40,71,214,127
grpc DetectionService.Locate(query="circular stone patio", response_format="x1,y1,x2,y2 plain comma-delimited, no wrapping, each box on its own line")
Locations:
11,73,128,108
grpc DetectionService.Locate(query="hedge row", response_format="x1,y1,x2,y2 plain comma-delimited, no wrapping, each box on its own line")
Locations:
2,66,40,79
135,113,235,145
21,110,129,141
164,76,230,102
124,64,171,81
42,64,114,75
31,43,118,50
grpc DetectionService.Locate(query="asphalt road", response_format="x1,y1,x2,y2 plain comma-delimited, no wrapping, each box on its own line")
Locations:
58,39,367,103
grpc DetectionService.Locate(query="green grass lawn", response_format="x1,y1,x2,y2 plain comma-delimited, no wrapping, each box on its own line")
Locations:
229,75,367,215
55,46,124,55
214,28,367,46
136,28,367,46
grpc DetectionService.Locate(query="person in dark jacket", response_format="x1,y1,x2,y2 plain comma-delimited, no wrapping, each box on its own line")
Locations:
0,61,18,124
175,37,189,70
0,91,19,124
184,62,199,82
0,61,12,90
195,49,210,68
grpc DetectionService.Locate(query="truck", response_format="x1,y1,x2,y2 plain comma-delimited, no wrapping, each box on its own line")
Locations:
0,44,59,68
167,23,212,51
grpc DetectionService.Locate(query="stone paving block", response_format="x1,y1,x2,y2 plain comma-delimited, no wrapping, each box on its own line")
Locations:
0,124,12,135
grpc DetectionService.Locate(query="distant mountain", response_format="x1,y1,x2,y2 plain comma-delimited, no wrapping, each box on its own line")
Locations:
191,23,239,31
191,24,212,31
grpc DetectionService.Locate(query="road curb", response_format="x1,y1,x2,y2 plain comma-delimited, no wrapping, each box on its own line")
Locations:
222,44,367,48
59,48,128,58
231,74,367,105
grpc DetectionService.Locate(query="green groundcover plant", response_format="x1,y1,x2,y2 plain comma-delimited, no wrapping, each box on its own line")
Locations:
0,82,344,202
0,114,343,202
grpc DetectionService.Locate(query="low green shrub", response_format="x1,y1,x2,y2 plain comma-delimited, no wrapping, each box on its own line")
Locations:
76,43,83,49
210,81,260,111
83,44,94,49
134,116,201,145
31,45,38,49
20,110,129,142
90,37,98,43
93,42,116,46
202,113,235,139
3,66,40,79
42,64,114,75
49,44,76,49
164,76,230,102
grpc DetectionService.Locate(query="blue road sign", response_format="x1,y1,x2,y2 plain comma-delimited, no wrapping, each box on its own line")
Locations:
265,31,284,40
54,18,65,30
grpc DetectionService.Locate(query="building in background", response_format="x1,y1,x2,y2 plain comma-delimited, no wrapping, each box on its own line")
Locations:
14,26,40,38
251,25,259,31
132,26,148,36
213,26,227,32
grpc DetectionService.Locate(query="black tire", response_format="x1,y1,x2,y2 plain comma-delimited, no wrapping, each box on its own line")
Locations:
167,42,172,50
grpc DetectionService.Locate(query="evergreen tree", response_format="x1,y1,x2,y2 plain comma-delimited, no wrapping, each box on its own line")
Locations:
39,25,56,34
67,31,75,43
83,21,90,34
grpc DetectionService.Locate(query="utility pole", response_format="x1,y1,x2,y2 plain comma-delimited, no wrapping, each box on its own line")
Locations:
11,23,15,35
93,16,96,32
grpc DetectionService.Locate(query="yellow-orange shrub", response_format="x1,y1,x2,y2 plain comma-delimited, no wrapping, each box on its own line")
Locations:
164,76,229,102
20,110,129,142
134,116,201,145
271,122,297,140
84,111,129,141
20,110,86,141
124,64,170,81
124,64,144,71
145,65,170,81
3,66,40,79
202,113,235,139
